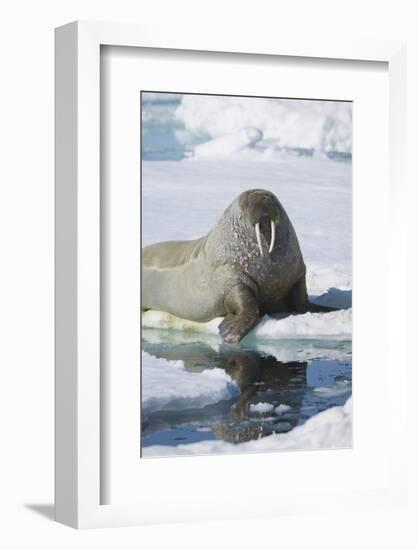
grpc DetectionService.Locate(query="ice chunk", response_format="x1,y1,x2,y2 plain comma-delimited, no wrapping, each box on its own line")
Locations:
176,95,351,155
142,352,239,414
313,380,352,398
249,402,275,414
274,404,292,415
193,127,263,159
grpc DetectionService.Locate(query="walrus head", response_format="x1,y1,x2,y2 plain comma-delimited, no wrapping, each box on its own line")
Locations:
238,189,281,257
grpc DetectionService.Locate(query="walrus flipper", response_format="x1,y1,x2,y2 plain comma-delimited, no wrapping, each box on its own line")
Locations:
288,277,339,313
219,284,259,344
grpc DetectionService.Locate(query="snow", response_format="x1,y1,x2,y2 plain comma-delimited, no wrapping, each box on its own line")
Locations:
249,402,275,414
193,127,263,158
142,352,239,414
313,380,352,399
142,397,352,457
175,95,352,155
142,308,351,340
274,404,292,415
250,309,351,338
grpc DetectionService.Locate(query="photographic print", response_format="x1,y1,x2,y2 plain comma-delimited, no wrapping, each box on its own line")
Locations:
140,92,352,458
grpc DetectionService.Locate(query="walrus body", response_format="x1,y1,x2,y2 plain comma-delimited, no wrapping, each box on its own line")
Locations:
142,189,334,343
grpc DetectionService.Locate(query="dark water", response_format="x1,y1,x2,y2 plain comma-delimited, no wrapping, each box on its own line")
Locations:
141,334,352,450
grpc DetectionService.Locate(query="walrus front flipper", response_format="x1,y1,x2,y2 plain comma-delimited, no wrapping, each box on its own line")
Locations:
288,277,339,313
219,284,259,344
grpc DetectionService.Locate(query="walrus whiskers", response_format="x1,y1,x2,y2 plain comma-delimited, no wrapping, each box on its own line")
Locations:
255,222,263,257
269,220,276,253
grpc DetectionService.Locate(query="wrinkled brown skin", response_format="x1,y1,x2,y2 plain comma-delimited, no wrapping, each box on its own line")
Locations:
142,189,336,343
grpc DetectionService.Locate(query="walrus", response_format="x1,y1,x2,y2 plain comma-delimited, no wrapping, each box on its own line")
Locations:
142,189,336,343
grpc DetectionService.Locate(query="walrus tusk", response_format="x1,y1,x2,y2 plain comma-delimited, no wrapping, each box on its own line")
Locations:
255,223,263,257
269,220,276,253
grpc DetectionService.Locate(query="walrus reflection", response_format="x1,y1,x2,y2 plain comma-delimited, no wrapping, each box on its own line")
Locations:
142,341,307,444
222,352,306,421
216,349,307,443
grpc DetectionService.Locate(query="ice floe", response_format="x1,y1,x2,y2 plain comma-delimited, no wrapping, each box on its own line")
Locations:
142,352,239,414
142,308,352,341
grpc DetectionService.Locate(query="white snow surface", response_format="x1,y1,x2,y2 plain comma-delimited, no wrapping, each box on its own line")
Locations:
143,397,352,457
142,352,239,414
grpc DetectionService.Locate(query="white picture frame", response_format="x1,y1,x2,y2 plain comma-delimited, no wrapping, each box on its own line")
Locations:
55,21,407,529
